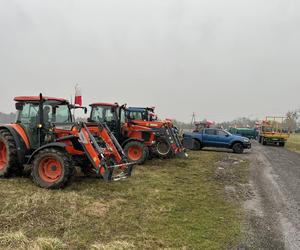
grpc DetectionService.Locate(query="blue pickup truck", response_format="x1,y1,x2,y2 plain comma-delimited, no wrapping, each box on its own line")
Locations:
183,128,251,154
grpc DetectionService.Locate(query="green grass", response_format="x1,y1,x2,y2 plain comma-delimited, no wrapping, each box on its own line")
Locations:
0,151,248,249
286,134,300,154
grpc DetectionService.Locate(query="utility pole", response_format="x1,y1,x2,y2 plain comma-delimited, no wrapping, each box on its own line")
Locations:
191,112,196,131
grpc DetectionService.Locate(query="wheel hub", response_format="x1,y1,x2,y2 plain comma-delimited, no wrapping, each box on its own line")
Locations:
51,165,57,171
38,157,62,183
128,146,142,161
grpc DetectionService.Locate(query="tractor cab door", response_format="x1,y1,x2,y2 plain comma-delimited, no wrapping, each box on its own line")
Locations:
16,102,40,149
118,107,127,140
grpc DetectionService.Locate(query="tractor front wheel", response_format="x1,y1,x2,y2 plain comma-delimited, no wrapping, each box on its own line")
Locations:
0,129,21,177
32,148,74,189
156,139,172,158
124,141,148,165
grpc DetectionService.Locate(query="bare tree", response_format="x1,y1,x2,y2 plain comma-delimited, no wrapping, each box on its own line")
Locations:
286,110,299,132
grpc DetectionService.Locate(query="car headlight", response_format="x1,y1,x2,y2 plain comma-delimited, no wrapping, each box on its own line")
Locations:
243,138,250,142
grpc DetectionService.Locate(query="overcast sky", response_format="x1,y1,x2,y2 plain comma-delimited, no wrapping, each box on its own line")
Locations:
0,0,299,122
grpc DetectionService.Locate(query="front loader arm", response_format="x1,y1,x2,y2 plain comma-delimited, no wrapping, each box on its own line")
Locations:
80,123,134,181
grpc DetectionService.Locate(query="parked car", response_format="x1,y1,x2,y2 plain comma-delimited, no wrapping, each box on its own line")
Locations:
228,127,258,139
183,128,251,154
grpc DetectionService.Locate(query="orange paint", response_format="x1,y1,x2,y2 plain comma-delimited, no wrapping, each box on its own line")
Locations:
9,124,30,149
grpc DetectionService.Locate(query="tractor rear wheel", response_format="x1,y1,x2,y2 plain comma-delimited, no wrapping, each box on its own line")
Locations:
31,148,74,189
232,142,244,154
124,141,148,164
0,129,22,177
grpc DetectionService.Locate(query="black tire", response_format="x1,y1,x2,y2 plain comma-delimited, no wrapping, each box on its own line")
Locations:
124,141,148,165
232,142,244,154
0,129,22,177
155,138,172,159
262,138,267,145
279,142,285,147
193,139,202,150
144,146,150,159
258,136,262,143
31,148,74,189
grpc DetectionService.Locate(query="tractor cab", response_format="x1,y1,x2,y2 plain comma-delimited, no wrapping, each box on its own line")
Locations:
127,107,158,121
14,95,72,149
89,103,126,139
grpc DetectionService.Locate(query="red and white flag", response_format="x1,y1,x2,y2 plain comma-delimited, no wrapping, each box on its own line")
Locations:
75,85,82,106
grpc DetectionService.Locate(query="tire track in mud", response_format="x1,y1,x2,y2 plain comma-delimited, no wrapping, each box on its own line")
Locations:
243,142,300,250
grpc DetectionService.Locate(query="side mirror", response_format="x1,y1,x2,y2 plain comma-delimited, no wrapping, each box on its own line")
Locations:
15,102,23,111
84,107,88,114
225,134,229,137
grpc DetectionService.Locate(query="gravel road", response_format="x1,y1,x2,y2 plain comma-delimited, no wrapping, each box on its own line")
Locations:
244,141,300,250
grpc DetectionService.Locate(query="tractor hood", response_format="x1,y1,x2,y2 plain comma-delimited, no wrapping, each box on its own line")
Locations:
131,120,165,128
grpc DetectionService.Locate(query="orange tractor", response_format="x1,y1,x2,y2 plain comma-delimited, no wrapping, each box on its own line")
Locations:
0,95,133,189
88,103,187,164
126,106,186,158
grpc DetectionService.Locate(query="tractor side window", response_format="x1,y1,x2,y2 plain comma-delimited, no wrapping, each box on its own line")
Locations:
92,106,114,122
17,103,39,125
130,112,143,120
120,109,126,124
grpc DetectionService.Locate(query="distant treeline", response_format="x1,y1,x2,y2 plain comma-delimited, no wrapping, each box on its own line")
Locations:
0,111,299,132
0,112,15,124
172,117,259,131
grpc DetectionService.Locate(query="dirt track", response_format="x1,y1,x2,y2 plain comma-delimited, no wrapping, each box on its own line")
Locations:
244,141,300,250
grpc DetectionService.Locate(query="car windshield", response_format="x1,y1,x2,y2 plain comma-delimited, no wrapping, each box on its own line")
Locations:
226,131,232,136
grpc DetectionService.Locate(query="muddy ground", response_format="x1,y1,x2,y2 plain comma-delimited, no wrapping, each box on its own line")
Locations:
241,141,300,250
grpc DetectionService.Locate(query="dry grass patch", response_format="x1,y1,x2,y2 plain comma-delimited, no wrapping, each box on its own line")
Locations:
0,151,249,249
286,133,300,154
91,240,134,250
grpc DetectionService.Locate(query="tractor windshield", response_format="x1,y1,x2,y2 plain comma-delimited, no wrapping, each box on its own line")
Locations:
91,105,117,123
44,101,72,123
128,111,145,120
90,105,119,134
